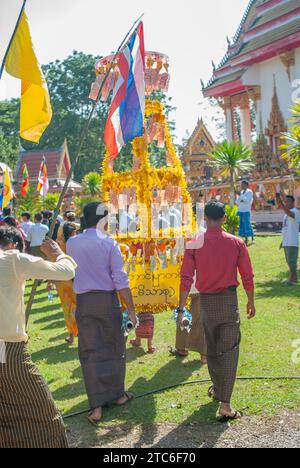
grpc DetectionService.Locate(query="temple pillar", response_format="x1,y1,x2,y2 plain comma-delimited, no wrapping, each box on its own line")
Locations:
240,95,252,147
222,97,234,141
251,87,262,136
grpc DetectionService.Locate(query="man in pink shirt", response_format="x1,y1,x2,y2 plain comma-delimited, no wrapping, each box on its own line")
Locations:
179,201,256,422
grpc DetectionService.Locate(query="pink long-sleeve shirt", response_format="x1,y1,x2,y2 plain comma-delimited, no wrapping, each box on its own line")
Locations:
180,227,254,294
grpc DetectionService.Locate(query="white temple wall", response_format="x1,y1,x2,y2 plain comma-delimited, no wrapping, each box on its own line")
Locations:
294,47,300,102
242,55,294,132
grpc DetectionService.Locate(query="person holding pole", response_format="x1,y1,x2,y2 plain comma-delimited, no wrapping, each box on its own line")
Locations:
0,227,76,448
276,193,300,286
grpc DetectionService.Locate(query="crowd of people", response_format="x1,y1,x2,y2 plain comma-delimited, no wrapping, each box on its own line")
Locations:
0,184,299,448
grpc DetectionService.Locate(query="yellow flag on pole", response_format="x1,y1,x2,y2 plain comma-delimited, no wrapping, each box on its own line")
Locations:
5,11,52,143
2,166,12,210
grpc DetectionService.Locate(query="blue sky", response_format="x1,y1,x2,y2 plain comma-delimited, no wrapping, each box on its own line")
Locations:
0,0,250,141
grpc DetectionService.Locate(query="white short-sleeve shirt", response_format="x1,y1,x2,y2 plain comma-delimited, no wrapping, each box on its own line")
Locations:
282,208,300,247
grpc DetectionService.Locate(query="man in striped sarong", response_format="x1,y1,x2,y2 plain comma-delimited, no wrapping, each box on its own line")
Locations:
179,202,256,422
0,226,76,448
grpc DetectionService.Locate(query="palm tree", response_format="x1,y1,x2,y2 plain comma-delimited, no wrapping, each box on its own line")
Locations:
280,100,300,169
82,172,101,196
289,99,300,128
209,141,254,206
281,126,300,169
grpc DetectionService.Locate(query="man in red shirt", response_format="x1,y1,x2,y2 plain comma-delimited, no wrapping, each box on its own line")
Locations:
179,201,256,421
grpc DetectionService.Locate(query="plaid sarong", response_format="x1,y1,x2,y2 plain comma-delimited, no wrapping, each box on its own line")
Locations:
76,291,126,410
200,290,241,404
0,342,68,448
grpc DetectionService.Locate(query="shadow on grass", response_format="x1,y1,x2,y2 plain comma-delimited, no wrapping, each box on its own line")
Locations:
31,342,78,365
126,347,148,363
256,273,300,299
65,358,214,447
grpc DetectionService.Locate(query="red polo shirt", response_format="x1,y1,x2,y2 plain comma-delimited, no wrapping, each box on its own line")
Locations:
180,227,254,294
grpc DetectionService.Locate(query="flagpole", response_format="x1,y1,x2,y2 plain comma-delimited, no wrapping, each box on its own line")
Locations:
0,0,27,81
25,13,145,325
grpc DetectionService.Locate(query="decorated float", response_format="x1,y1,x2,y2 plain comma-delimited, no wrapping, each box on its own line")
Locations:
91,52,196,313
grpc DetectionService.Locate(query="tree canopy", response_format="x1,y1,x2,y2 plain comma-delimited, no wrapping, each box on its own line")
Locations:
0,51,176,182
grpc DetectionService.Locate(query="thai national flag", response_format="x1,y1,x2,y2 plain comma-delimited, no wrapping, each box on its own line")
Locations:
105,22,145,160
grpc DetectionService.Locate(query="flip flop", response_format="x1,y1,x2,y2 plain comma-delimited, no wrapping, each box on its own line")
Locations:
169,347,188,358
114,391,134,407
147,346,157,354
217,411,243,423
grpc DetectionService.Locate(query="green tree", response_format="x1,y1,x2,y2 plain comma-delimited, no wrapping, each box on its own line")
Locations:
42,193,60,211
0,52,177,180
0,134,18,168
14,184,42,218
82,172,101,196
209,141,254,206
0,99,19,169
280,100,300,169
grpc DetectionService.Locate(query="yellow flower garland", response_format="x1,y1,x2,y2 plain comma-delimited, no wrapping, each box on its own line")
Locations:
101,100,196,313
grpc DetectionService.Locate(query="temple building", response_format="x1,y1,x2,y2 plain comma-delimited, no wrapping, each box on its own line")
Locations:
14,140,82,200
181,118,216,197
198,0,300,214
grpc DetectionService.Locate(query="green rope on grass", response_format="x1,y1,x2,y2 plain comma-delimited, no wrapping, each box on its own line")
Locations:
63,376,300,420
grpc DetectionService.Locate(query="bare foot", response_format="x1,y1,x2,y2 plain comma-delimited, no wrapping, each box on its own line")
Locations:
87,407,102,425
115,392,134,406
130,339,141,348
218,403,242,420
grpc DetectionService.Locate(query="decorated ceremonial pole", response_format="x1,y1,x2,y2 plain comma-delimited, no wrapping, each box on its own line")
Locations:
25,13,145,325
0,0,27,80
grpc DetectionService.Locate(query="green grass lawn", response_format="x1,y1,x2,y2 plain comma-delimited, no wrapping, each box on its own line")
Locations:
26,236,300,446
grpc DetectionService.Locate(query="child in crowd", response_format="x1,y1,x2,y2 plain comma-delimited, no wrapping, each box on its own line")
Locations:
130,313,156,354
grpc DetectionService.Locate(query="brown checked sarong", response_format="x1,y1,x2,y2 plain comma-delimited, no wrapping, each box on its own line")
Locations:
0,343,68,448
76,291,126,410
200,289,241,404
176,294,207,356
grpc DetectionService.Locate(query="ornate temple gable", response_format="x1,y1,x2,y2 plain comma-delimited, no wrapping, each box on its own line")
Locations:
183,119,215,160
266,78,287,138
265,78,288,170
203,0,300,98
182,119,216,191
252,132,274,176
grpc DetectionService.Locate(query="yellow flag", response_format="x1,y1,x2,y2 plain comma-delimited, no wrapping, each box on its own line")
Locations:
2,167,12,209
5,11,52,143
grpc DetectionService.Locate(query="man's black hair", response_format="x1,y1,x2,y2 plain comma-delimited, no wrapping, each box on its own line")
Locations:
286,195,295,203
204,201,226,221
0,226,24,253
3,207,12,217
35,213,43,222
21,212,31,220
83,202,108,229
4,216,18,228
63,222,77,242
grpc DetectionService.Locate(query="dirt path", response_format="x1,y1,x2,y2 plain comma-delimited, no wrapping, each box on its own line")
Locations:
68,409,300,448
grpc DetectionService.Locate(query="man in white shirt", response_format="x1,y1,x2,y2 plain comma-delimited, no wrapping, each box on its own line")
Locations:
277,194,300,285
27,212,49,257
20,211,34,236
236,180,254,245
0,226,76,448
